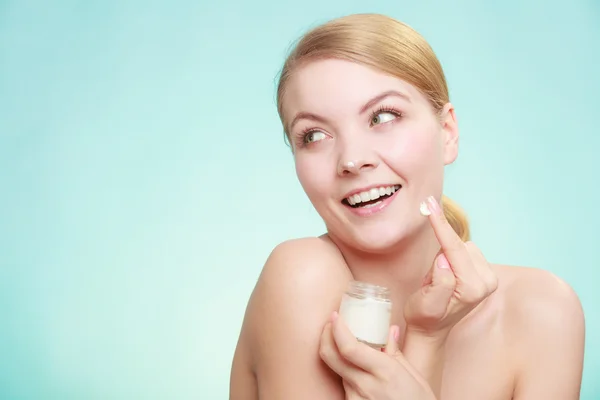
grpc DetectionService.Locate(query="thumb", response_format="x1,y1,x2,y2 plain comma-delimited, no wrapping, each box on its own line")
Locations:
429,253,456,297
422,253,456,310
405,254,456,322
385,325,400,355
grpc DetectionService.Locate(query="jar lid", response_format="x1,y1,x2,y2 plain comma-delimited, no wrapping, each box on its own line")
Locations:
347,280,391,299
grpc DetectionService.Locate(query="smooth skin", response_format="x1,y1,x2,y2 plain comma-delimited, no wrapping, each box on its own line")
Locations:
319,194,500,399
229,59,585,399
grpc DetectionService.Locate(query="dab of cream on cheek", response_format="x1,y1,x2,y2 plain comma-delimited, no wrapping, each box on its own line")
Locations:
338,281,392,349
420,201,431,216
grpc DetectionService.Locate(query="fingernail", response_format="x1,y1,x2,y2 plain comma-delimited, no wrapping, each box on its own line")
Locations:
394,326,400,341
331,311,339,322
427,196,442,216
437,253,450,269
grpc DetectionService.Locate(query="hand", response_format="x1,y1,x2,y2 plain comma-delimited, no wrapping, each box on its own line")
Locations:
319,312,436,400
404,195,499,339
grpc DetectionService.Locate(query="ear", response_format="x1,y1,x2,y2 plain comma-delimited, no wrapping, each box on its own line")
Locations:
440,102,459,165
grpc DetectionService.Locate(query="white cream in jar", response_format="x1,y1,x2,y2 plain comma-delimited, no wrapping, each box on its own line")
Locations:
338,280,392,349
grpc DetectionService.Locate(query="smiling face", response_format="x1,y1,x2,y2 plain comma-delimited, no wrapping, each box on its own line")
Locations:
282,58,459,252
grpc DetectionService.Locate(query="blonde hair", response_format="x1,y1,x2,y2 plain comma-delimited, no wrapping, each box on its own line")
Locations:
276,13,470,241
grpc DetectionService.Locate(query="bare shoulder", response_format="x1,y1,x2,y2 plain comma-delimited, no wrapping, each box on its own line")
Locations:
492,264,584,323
491,264,585,399
230,236,352,400
256,236,353,295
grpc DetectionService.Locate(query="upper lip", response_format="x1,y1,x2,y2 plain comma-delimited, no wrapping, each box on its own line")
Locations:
342,183,402,200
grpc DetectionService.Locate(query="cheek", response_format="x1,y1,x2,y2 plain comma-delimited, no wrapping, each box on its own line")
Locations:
379,122,443,171
294,156,332,204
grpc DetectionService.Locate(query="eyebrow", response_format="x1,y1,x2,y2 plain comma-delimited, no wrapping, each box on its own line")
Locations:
359,90,411,114
288,89,411,132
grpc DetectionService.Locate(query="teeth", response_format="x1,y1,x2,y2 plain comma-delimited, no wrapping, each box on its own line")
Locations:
346,185,400,206
369,188,380,200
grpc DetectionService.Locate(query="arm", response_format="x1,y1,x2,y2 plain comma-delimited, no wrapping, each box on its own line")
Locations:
230,238,352,400
230,328,258,399
511,271,585,399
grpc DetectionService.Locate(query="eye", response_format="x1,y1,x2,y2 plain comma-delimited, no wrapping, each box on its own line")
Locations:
303,130,327,144
370,111,398,126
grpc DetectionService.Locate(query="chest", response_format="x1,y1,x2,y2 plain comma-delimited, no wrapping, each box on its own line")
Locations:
440,310,516,400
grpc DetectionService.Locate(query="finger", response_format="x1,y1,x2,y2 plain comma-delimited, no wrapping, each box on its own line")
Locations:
331,311,387,374
405,254,456,326
422,196,471,273
418,254,455,312
430,253,457,294
385,325,401,356
319,320,367,385
421,261,434,286
464,241,486,277
464,241,498,293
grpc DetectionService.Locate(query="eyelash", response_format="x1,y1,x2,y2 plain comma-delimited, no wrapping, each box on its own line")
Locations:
295,126,321,148
369,105,404,125
296,105,404,148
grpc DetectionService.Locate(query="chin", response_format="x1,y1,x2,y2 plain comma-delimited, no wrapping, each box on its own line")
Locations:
329,220,421,254
315,188,430,253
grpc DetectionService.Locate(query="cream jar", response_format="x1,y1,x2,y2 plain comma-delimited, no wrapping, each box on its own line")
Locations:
338,280,392,349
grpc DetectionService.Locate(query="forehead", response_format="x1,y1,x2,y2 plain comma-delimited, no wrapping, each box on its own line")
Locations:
283,58,427,117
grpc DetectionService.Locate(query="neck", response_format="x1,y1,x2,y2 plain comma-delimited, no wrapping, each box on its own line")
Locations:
329,224,441,332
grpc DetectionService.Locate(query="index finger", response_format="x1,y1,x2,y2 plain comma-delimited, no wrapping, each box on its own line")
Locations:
422,196,470,270
319,320,365,384
331,312,388,375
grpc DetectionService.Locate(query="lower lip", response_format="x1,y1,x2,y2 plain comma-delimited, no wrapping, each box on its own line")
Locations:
344,189,400,217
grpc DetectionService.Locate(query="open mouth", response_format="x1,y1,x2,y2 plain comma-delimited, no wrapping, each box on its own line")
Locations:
342,185,401,208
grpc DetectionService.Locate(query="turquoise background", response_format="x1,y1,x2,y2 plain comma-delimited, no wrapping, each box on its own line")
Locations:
1,0,598,398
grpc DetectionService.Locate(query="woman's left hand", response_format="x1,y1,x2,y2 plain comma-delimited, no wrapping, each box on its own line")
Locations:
319,312,436,400
403,196,498,340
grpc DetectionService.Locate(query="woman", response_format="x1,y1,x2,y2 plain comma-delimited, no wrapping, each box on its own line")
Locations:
230,13,585,399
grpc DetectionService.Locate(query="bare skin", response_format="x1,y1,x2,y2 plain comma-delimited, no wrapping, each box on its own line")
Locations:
230,237,584,399
230,58,585,399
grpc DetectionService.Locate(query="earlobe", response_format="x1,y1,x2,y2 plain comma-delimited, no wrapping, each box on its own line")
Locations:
441,103,459,165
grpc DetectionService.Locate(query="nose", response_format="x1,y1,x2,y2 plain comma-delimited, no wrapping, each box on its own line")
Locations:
337,157,379,176
335,128,380,176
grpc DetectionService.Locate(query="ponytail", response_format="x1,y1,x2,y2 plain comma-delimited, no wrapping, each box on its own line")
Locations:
441,195,470,241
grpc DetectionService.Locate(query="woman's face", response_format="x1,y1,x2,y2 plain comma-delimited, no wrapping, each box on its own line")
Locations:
282,58,459,252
